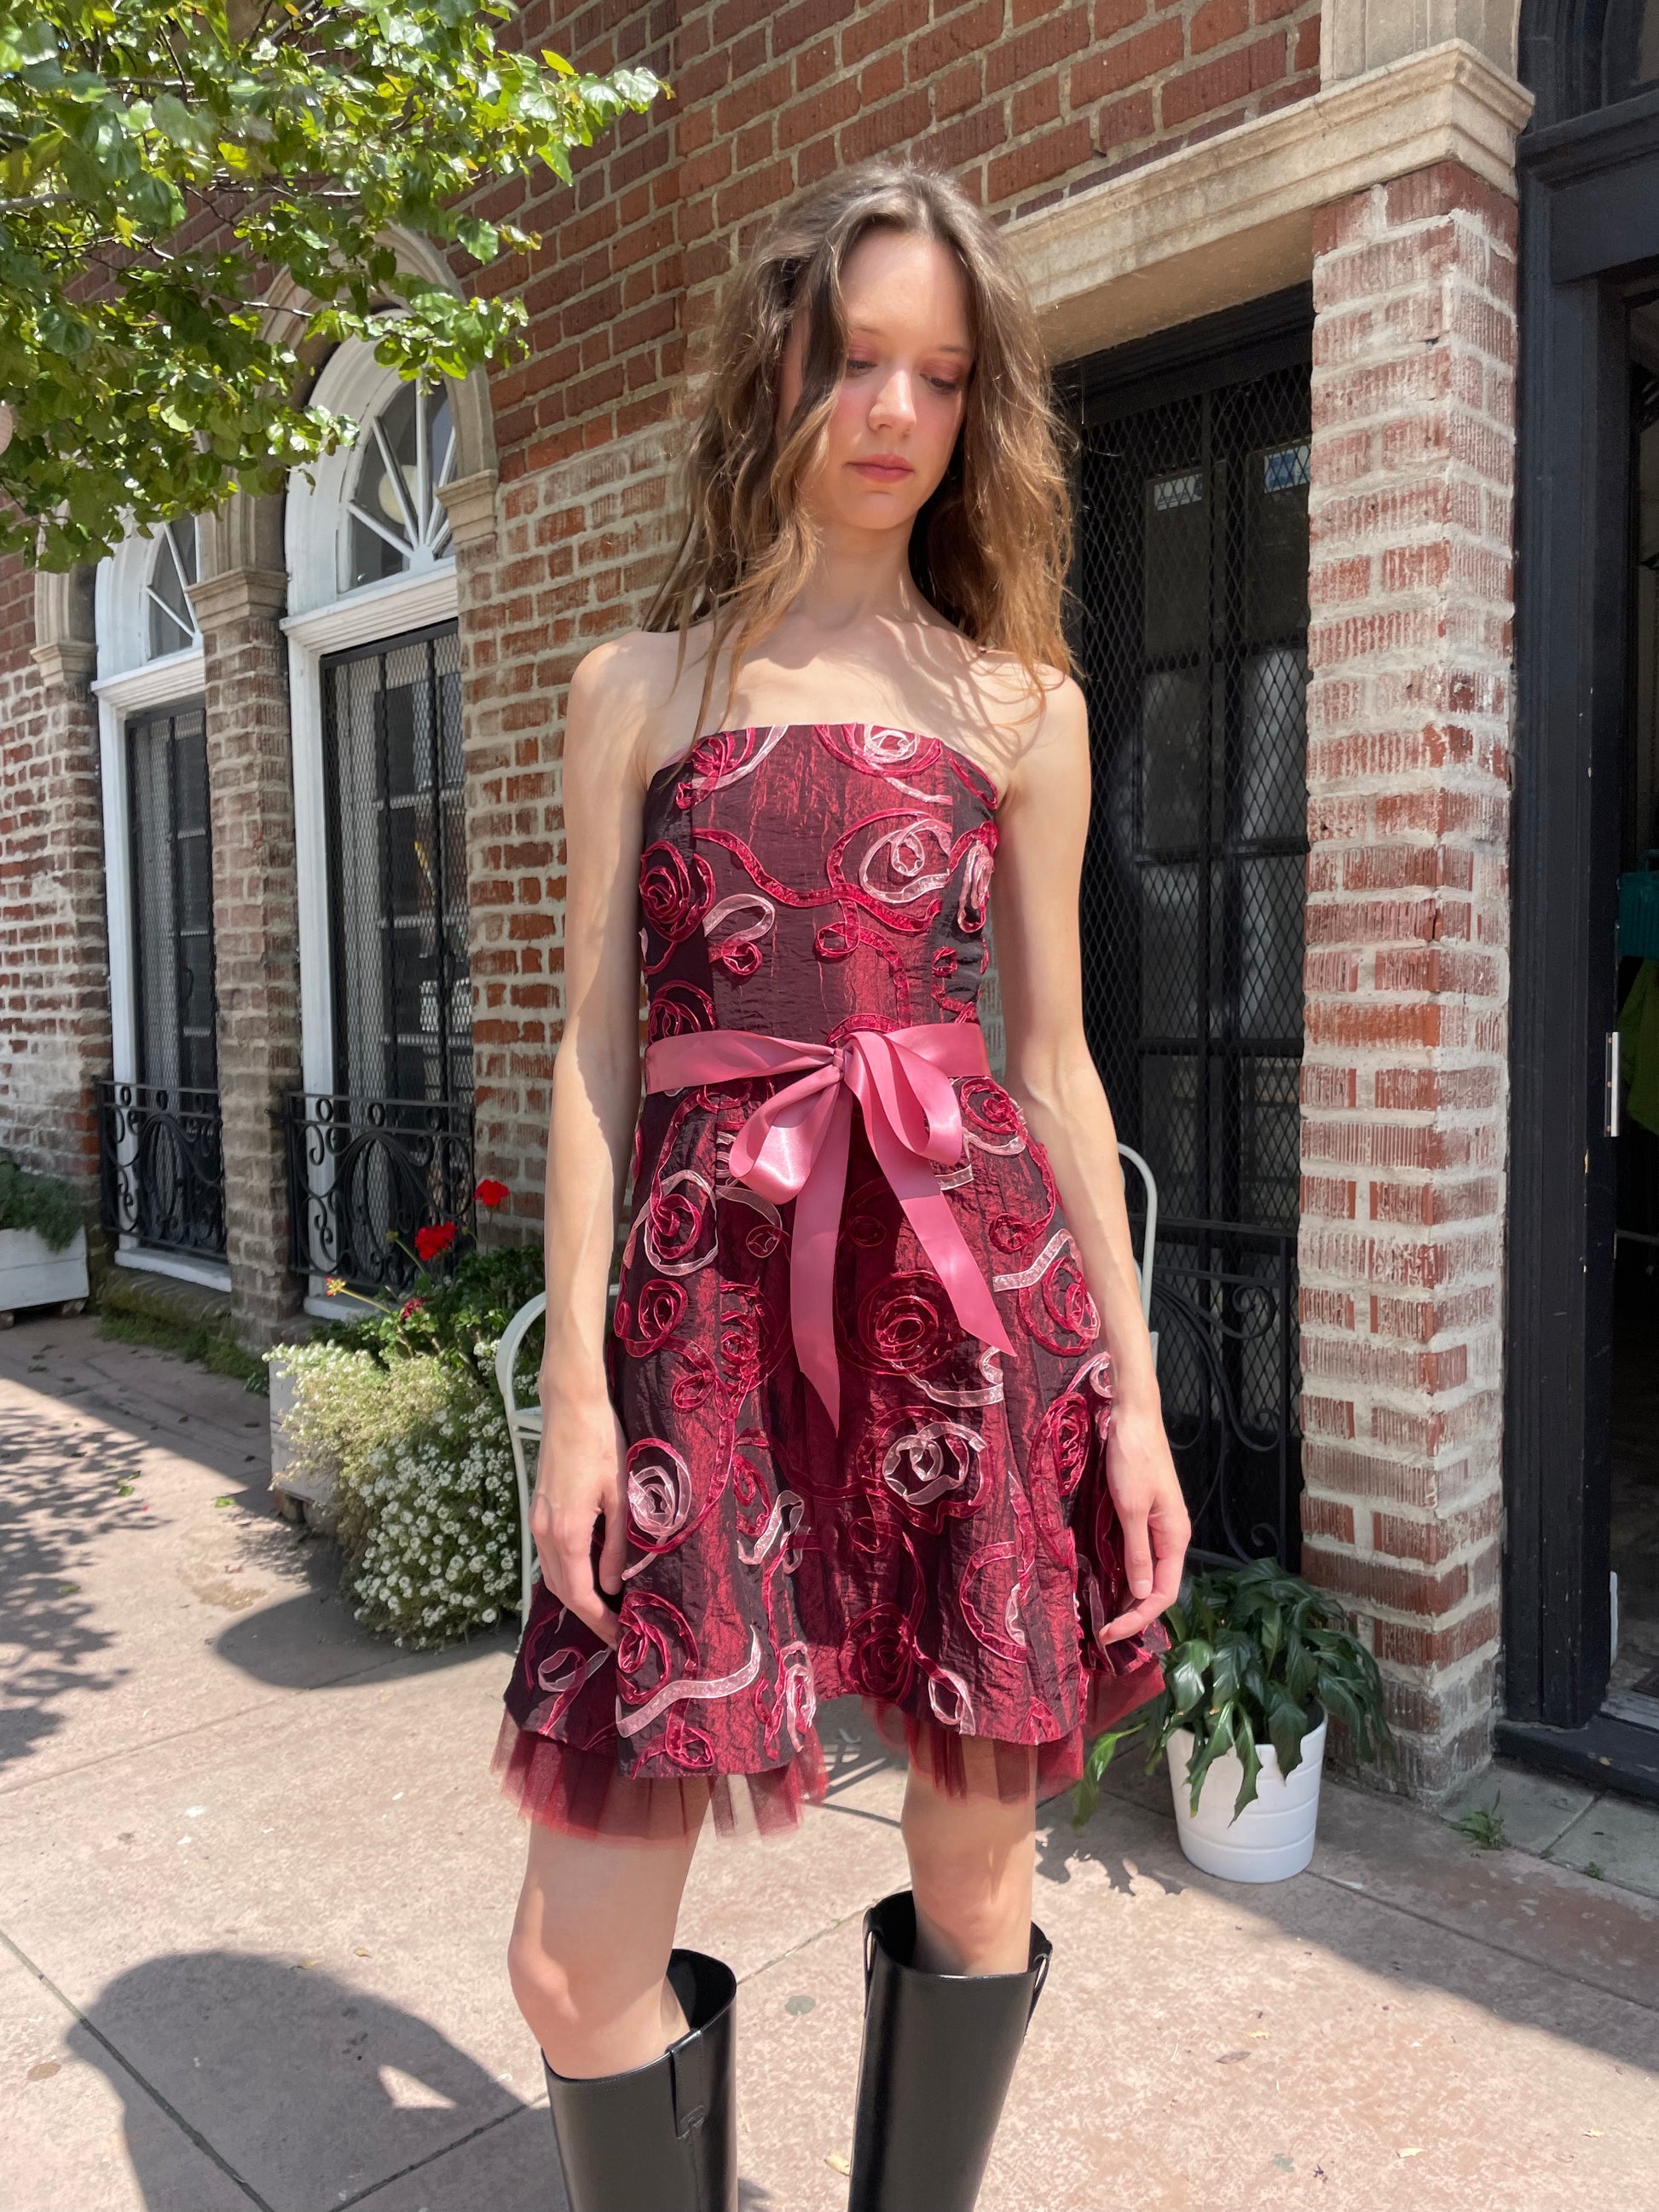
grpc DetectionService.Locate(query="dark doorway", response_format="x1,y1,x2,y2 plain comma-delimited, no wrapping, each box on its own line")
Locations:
1060,295,1312,1570
1608,298,1659,1717
1506,24,1659,1794
98,702,226,1262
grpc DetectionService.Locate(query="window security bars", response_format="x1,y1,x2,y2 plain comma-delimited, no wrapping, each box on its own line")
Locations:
129,701,217,1096
288,622,474,1291
99,1081,226,1260
102,702,226,1261
323,623,471,1108
286,1092,475,1291
1066,324,1312,1568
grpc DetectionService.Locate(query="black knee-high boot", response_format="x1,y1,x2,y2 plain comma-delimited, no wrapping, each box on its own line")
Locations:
847,1890,1052,2212
541,1948,737,2212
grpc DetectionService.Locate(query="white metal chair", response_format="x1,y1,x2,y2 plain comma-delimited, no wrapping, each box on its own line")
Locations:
494,1292,546,1629
1118,1143,1159,1372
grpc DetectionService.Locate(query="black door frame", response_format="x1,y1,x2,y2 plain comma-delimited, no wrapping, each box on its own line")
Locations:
1503,84,1659,1796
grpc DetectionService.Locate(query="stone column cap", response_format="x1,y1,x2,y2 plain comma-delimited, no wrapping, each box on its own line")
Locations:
189,567,288,628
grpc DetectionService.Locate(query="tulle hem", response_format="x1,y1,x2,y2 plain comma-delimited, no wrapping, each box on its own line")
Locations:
494,1639,1167,1845
491,1707,827,1845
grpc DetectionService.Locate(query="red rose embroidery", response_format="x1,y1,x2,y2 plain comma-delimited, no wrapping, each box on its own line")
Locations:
639,841,714,943
841,1603,916,1702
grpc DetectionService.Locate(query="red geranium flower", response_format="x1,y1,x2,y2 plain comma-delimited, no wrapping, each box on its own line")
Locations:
414,1222,458,1262
475,1178,510,1210
400,1297,425,1320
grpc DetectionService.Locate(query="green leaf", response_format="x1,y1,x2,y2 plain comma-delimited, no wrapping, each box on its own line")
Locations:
1167,1639,1212,1716
1182,1706,1235,1816
1229,1704,1263,1819
454,215,499,262
149,92,205,147
1265,1688,1308,1778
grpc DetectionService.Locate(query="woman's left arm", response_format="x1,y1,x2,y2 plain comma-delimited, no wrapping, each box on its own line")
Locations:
990,678,1191,1643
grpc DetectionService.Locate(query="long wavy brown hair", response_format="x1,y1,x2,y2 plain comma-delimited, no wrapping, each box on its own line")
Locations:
641,158,1078,741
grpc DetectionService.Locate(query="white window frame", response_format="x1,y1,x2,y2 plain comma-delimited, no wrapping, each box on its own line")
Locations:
284,338,460,1315
91,647,230,1293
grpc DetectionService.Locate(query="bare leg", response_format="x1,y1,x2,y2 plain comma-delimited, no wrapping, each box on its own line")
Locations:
507,1816,703,2078
899,1748,1038,1975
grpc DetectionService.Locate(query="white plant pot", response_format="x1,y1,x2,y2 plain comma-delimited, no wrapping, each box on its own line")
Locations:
0,1226,89,1315
267,1350,338,1525
1167,1712,1327,1883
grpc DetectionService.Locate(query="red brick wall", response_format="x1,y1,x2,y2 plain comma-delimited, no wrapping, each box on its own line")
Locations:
456,0,1321,1209
483,0,1321,482
1299,163,1517,1798
0,555,112,1192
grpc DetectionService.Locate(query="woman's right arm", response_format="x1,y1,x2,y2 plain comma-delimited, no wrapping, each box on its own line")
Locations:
532,645,650,1648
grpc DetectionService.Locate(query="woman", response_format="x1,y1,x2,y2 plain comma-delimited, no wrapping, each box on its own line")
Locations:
494,157,1189,2212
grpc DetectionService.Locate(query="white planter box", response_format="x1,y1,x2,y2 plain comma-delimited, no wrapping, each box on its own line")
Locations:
0,1226,89,1315
1167,1712,1327,1883
268,1350,339,1526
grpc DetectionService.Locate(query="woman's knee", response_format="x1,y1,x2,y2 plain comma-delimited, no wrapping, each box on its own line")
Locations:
507,1909,582,2038
900,1779,1036,1971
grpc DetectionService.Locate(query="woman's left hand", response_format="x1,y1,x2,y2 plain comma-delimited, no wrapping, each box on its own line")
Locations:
1099,1403,1190,1643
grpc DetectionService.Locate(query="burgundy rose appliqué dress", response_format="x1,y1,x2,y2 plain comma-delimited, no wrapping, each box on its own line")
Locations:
495,721,1170,1841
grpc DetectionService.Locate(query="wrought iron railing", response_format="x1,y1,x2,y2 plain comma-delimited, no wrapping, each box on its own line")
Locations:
286,1092,475,1292
98,1080,226,1261
1145,1216,1301,1572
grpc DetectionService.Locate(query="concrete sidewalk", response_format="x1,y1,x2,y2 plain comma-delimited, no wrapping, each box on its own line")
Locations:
2,1312,1656,2212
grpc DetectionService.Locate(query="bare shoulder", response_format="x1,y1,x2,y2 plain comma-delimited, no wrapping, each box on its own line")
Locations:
564,630,701,789
1019,669,1088,765
955,647,1085,798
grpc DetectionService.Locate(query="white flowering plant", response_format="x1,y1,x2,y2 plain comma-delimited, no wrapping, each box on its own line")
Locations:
270,1234,544,1649
345,1374,521,1649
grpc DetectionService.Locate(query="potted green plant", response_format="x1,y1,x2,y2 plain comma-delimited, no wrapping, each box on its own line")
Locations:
0,1156,88,1320
1075,1557,1396,1882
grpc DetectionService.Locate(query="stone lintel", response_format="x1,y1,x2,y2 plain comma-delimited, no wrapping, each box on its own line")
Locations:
1019,39,1535,362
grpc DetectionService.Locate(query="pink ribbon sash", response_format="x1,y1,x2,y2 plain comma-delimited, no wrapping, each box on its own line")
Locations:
644,1024,1014,1430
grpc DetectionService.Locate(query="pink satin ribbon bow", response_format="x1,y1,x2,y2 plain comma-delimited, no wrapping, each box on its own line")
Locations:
643,1023,1014,1430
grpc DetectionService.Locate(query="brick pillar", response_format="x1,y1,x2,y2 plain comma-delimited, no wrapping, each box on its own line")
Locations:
189,538,303,1345
456,430,679,1235
0,565,111,1193
1299,162,1517,1799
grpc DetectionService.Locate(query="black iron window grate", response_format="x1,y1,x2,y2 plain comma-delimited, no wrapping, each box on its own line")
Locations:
128,702,217,1095
287,1091,475,1292
100,1080,226,1260
292,623,474,1292
106,702,226,1261
1063,312,1312,1567
323,622,471,1108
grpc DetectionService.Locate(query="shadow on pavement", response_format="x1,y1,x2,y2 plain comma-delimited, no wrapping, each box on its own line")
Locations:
211,1590,517,1692
0,1393,150,1776
69,1949,783,2212
70,1949,529,2211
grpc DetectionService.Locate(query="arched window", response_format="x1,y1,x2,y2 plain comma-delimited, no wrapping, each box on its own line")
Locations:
286,341,460,614
147,517,199,658
347,379,455,589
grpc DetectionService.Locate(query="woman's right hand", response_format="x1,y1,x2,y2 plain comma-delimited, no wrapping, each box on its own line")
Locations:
530,1366,630,1648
